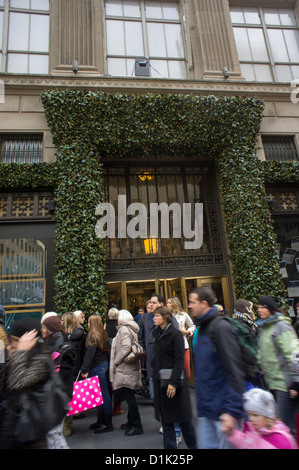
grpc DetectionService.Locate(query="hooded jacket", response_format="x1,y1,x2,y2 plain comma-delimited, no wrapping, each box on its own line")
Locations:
193,307,245,420
257,312,299,392
109,321,142,391
227,420,297,449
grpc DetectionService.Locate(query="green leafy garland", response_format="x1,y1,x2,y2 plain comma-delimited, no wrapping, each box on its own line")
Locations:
1,90,298,315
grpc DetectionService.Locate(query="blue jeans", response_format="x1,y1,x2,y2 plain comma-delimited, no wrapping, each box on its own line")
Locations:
91,361,112,415
162,420,197,449
174,422,181,436
149,378,154,400
197,417,235,449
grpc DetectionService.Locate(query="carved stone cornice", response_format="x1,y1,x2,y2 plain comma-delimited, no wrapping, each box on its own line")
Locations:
0,73,294,99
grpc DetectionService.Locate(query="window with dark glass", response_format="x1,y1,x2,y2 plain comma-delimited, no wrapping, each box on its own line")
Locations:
262,135,298,162
102,164,224,271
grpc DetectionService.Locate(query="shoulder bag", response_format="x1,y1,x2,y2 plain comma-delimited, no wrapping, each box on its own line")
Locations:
13,360,70,445
124,331,144,364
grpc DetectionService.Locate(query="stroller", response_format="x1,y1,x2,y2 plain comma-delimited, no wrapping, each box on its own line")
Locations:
136,355,151,399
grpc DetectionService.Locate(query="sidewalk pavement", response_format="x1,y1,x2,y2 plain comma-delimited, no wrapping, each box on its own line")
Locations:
66,387,198,450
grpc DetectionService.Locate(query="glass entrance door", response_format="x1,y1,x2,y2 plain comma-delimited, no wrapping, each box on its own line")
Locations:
106,275,232,318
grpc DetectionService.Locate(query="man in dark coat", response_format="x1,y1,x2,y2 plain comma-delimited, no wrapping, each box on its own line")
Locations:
189,287,246,449
138,293,178,399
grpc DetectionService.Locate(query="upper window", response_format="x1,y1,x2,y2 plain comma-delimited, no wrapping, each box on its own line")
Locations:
230,7,299,82
0,0,50,74
262,135,298,162
105,0,187,79
0,134,43,163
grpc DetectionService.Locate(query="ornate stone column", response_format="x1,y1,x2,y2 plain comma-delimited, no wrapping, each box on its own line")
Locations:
50,0,105,75
187,0,243,80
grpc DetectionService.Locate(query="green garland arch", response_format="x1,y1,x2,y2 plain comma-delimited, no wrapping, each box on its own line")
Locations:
1,90,299,315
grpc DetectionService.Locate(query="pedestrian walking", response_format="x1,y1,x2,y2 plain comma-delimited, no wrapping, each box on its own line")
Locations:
138,294,178,399
0,318,69,449
233,299,258,344
104,307,119,345
257,295,299,439
109,309,143,436
151,306,197,449
61,311,86,436
221,388,297,449
189,286,246,449
81,314,113,434
166,296,195,380
104,307,124,417
41,314,75,448
134,305,146,323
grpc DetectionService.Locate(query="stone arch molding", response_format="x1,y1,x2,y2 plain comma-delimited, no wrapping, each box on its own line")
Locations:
40,90,286,314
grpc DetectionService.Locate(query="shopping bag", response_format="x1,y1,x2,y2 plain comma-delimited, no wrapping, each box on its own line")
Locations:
67,375,103,416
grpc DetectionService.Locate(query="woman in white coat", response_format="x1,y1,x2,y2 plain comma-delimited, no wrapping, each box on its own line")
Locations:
166,297,195,380
109,310,143,436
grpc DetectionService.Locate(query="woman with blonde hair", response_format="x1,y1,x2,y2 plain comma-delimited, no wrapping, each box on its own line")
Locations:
61,311,85,437
166,297,195,380
104,307,119,342
81,315,113,434
61,312,78,337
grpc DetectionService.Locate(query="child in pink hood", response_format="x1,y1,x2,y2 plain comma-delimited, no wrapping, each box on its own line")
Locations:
221,388,297,449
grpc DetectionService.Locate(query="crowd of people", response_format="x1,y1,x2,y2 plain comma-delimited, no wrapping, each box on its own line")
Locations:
0,289,299,450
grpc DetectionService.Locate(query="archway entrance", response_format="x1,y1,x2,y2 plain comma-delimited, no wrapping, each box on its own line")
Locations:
41,90,283,316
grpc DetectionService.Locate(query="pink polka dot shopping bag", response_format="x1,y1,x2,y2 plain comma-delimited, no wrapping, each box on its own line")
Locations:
67,376,103,416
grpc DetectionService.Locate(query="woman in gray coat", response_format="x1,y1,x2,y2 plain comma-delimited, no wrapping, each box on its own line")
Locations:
109,310,143,436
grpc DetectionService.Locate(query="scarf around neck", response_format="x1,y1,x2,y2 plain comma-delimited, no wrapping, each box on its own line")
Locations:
232,311,258,334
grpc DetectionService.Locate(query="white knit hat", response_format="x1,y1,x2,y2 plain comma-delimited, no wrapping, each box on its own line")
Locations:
243,388,276,419
41,311,58,324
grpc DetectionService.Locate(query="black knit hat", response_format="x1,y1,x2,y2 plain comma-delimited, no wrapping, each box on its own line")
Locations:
257,296,278,314
10,317,42,338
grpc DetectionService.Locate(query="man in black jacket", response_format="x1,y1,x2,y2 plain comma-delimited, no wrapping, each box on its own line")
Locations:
138,293,165,399
138,294,179,398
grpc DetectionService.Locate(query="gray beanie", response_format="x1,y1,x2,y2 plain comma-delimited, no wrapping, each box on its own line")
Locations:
243,388,276,419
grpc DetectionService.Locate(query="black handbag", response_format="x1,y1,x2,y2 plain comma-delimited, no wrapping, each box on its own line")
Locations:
13,362,70,445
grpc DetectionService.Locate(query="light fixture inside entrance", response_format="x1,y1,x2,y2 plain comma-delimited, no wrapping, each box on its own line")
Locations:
138,171,154,181
143,238,159,255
